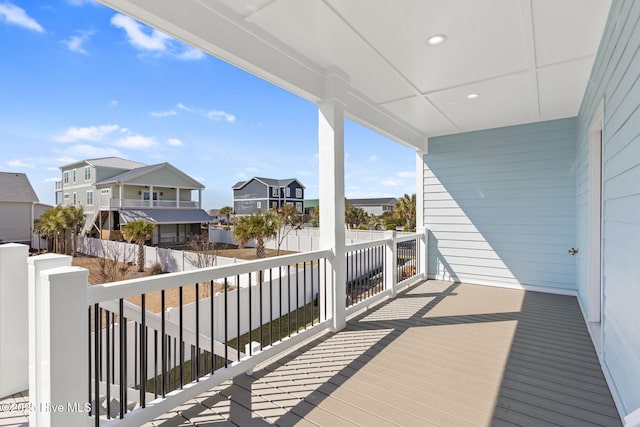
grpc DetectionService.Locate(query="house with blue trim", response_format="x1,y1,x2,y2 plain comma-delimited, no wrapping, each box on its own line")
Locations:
232,177,305,215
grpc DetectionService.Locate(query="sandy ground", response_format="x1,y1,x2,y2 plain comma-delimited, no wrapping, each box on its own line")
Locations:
72,247,293,313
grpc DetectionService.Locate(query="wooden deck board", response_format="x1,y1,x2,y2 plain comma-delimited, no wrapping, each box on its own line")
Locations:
2,280,621,426
142,280,623,426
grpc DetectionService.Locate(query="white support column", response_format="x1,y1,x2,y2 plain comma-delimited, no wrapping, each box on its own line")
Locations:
415,143,427,231
318,99,346,332
416,145,428,280
176,187,180,208
37,266,89,427
119,183,124,208
27,254,73,426
0,243,29,398
198,189,202,209
418,227,428,280
149,185,154,207
384,231,397,298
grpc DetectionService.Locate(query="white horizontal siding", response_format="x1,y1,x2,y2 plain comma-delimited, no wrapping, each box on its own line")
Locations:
424,118,577,292
576,0,640,416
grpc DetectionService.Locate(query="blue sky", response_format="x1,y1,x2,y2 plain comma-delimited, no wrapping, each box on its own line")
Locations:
0,0,416,209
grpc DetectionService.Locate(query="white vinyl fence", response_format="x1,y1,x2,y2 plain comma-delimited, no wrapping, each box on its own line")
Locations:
77,237,242,273
209,226,414,253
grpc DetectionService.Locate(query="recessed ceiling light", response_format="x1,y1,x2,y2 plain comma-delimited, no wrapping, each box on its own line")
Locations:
467,93,479,99
426,34,447,46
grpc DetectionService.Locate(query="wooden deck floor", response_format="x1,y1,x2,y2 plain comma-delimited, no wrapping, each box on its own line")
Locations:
142,280,621,427
0,280,621,426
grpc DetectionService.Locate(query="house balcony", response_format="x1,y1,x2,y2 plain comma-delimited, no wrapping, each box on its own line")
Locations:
99,197,200,210
0,234,622,426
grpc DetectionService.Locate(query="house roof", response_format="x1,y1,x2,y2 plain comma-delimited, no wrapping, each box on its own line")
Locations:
119,209,212,225
95,162,205,189
0,172,39,203
232,177,305,190
349,197,397,207
61,157,147,170
99,1,611,149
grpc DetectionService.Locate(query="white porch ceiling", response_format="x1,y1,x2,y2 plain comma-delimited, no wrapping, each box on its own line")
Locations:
99,0,611,150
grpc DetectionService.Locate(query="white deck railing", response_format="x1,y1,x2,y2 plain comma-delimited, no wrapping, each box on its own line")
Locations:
98,197,200,209
0,229,427,426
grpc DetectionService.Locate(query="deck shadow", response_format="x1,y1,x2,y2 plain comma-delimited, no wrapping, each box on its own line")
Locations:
151,281,621,426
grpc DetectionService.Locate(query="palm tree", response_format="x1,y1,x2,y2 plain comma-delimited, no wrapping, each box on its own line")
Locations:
219,206,233,225
121,220,155,272
45,206,66,253
394,193,416,231
234,212,281,258
367,215,386,230
33,217,46,253
345,203,367,229
58,206,84,256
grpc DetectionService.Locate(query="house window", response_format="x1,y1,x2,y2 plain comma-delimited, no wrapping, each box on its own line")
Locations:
272,187,279,197
73,193,77,205
100,188,110,195
84,166,91,181
86,191,93,206
143,191,158,200
63,193,69,200
295,188,302,198
272,201,278,208
296,202,302,212
257,201,261,209
72,169,76,183
63,171,69,184
285,187,291,197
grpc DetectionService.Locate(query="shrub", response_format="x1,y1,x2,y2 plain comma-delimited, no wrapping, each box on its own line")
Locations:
148,263,164,276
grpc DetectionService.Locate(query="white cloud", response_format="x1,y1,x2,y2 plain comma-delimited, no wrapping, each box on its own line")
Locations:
151,110,177,118
176,46,204,61
176,103,191,111
396,171,415,178
167,138,183,146
62,144,121,159
46,167,59,171
381,179,399,187
114,135,156,149
369,155,379,161
62,29,96,54
109,100,118,107
6,159,34,169
53,124,120,142
56,155,76,164
67,0,96,5
0,3,44,32
110,14,204,61
44,177,59,182
110,13,170,51
194,177,205,182
208,110,236,124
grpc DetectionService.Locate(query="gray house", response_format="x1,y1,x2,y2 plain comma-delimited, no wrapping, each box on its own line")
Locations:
0,172,49,247
56,157,211,245
232,177,305,215
349,197,397,216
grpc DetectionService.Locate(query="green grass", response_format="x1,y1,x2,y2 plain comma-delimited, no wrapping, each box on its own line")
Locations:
140,301,320,395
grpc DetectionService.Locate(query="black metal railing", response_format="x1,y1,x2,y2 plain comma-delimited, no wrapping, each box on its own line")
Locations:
88,255,327,424
396,238,419,284
345,243,386,308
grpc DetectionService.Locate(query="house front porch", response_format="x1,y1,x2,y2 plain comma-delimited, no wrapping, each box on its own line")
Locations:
141,280,619,427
